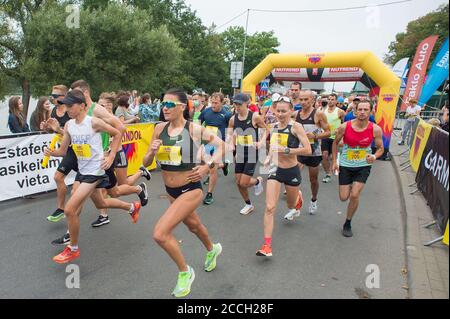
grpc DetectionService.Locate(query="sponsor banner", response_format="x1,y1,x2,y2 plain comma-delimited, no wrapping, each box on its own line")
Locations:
415,127,449,234
271,67,364,82
123,123,157,176
419,37,449,106
444,221,449,246
409,119,433,172
400,35,439,112
0,123,157,202
0,133,75,202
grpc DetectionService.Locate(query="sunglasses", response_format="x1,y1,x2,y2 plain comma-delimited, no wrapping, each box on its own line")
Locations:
275,96,292,104
50,94,64,99
162,101,183,108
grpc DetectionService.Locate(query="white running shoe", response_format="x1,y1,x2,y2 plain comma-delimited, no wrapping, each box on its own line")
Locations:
284,209,301,221
309,200,318,215
254,177,264,196
240,204,255,215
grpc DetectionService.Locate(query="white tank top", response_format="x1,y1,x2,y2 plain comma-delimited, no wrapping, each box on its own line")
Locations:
67,116,105,176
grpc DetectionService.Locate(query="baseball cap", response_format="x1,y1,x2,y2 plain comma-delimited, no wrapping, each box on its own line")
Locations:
58,89,86,105
232,93,250,104
337,96,345,103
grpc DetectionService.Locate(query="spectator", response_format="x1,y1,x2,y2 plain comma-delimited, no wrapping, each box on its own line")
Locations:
7,96,30,134
128,90,140,115
139,93,160,122
441,106,449,132
30,97,52,132
427,118,441,127
398,98,422,145
115,94,140,124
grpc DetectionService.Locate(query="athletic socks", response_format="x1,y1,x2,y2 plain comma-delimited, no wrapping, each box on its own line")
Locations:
344,219,352,227
245,200,251,205
264,237,272,247
69,245,79,252
129,203,135,214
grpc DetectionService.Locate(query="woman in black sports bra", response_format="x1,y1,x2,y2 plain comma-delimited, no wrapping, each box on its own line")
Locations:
256,96,312,258
143,88,224,298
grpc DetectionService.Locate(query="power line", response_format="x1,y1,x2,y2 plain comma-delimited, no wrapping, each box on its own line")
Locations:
215,10,248,30
250,0,412,13
216,0,412,30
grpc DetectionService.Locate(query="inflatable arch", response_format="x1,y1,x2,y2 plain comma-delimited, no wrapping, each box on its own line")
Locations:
242,52,401,150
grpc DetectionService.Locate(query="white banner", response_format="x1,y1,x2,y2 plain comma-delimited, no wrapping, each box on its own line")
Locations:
0,133,75,202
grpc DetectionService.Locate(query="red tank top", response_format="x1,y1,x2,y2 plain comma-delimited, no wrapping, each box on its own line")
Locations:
343,121,374,148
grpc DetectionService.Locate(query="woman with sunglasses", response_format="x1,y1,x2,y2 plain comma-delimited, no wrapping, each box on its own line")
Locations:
143,88,223,298
256,96,311,257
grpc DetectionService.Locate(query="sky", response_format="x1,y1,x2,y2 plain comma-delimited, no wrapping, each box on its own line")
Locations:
184,0,447,92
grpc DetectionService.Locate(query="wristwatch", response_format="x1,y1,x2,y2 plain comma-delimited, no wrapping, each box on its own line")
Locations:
284,148,291,155
207,161,216,169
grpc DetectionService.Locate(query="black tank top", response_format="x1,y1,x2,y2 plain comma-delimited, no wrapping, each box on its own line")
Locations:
234,111,258,159
271,122,300,149
51,107,71,128
295,108,321,156
157,121,197,172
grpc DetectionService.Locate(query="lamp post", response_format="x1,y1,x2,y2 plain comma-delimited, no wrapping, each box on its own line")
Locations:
240,9,250,90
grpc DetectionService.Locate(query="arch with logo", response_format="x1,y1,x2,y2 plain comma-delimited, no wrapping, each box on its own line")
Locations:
242,52,401,151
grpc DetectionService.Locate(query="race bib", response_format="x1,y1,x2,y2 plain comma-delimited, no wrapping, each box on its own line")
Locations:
205,126,219,135
347,149,367,161
72,144,92,159
270,133,288,147
237,135,254,146
156,145,182,166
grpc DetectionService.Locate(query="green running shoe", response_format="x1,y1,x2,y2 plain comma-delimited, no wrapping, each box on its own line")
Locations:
203,176,210,185
203,193,214,205
204,243,222,272
172,266,195,298
47,209,65,223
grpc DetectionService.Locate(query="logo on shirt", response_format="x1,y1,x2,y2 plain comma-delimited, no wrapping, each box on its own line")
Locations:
360,138,370,144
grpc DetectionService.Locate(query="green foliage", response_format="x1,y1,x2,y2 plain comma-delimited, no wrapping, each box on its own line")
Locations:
23,3,183,99
221,26,280,77
385,4,449,66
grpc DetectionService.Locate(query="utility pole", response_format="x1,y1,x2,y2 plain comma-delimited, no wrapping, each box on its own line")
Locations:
240,9,250,90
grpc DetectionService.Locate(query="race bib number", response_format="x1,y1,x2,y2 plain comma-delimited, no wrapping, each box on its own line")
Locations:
156,146,182,166
270,133,288,147
72,144,92,159
206,126,219,135
347,149,367,161
237,135,254,146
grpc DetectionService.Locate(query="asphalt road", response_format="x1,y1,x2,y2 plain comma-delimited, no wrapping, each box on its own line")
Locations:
0,161,407,299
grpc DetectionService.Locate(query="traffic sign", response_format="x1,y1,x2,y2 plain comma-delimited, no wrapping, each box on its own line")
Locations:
230,62,243,80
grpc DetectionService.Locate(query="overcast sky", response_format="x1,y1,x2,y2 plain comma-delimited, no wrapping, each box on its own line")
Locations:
184,0,447,91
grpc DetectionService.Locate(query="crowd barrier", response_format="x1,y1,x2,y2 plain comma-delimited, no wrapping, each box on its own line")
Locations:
0,123,157,202
400,117,449,246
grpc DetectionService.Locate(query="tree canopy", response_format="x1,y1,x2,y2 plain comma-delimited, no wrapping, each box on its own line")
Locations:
385,3,449,66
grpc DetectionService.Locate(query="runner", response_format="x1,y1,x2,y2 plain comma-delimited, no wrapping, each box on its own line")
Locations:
256,96,311,257
44,89,142,264
198,92,232,205
42,85,75,223
290,82,303,111
332,101,384,237
191,92,206,123
294,90,331,214
143,88,223,298
321,93,346,183
227,93,268,215
90,92,152,227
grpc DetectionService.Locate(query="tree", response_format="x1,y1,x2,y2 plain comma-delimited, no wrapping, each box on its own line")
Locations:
0,0,58,117
221,26,280,78
118,0,230,93
23,3,183,101
385,4,449,66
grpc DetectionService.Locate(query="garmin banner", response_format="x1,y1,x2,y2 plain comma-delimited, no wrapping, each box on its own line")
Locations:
0,133,75,202
415,127,449,234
